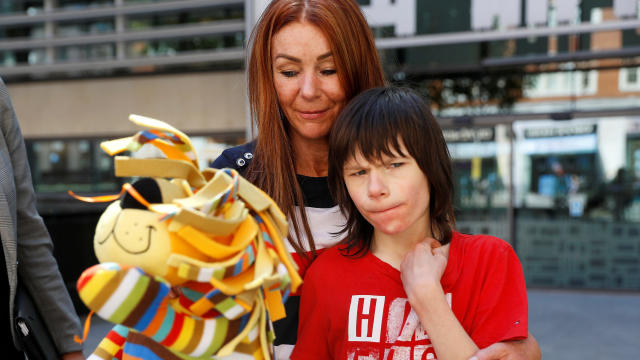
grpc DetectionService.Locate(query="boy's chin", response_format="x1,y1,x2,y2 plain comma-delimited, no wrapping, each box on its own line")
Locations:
373,223,408,237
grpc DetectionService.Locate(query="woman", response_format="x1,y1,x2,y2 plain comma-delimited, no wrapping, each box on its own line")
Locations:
212,1,540,359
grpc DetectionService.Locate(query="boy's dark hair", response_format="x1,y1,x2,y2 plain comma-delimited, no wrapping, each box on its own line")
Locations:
328,86,456,256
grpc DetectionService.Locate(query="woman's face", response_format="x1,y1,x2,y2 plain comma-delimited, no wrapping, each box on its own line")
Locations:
272,21,346,142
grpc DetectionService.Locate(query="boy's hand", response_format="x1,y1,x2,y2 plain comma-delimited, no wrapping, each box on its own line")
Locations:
400,238,448,305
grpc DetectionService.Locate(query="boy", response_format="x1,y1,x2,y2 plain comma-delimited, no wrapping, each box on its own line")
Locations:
291,87,528,360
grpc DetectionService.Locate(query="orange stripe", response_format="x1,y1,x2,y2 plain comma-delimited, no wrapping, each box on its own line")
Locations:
123,183,151,208
141,301,168,336
68,189,124,203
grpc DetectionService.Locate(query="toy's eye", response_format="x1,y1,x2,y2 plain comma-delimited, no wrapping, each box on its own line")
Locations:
121,178,162,210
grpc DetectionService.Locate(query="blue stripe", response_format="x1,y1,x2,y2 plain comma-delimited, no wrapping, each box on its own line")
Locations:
134,283,170,331
112,324,130,338
180,286,205,301
281,288,291,303
233,256,245,275
123,343,165,360
151,306,175,343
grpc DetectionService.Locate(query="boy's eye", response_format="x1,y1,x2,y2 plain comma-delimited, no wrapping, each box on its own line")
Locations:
350,169,367,177
389,162,404,168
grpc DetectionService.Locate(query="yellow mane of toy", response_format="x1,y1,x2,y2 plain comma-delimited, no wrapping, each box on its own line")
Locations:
74,114,301,360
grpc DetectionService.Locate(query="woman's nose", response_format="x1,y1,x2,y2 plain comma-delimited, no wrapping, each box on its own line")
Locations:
300,73,319,99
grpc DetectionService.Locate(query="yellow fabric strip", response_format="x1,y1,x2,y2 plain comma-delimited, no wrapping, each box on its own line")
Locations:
114,157,205,188
259,211,302,292
208,266,256,295
79,270,117,305
175,217,256,260
152,139,192,163
171,207,244,237
216,299,262,357
100,136,133,156
264,289,285,322
128,114,197,167
172,315,195,352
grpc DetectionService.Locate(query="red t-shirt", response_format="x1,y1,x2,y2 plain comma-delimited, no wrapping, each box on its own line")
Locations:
291,232,528,360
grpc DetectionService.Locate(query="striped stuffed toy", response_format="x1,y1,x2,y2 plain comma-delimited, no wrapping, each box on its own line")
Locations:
72,115,302,360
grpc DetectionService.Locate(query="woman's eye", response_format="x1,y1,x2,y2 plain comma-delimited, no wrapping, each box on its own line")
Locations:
321,69,337,76
280,71,297,77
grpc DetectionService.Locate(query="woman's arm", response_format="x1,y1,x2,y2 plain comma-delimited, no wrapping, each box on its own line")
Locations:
470,334,541,360
401,241,479,360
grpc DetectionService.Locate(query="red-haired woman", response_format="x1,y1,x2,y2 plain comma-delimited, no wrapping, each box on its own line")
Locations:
212,1,540,359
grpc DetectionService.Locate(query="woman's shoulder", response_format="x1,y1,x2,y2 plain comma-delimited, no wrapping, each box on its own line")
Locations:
210,140,256,171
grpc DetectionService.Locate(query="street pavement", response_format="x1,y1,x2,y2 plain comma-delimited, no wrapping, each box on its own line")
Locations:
80,288,640,359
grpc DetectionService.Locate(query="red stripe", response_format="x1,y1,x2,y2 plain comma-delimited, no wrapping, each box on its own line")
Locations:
178,295,194,309
160,312,184,347
185,281,213,293
106,329,126,345
76,265,102,291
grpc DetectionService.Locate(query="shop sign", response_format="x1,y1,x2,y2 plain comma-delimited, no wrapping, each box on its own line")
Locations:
524,124,596,139
443,127,495,143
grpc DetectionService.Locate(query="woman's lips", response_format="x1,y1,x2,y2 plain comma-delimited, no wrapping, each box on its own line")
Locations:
297,110,328,120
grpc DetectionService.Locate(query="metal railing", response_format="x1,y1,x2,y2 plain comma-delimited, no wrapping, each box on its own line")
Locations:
0,0,246,78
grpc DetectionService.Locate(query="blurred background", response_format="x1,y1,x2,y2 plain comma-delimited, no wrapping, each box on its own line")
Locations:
1,0,639,357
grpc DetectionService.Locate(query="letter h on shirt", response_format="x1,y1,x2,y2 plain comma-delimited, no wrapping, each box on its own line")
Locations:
348,295,386,342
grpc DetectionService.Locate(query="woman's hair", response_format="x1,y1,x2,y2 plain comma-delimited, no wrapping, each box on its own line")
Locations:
245,0,385,259
328,87,456,257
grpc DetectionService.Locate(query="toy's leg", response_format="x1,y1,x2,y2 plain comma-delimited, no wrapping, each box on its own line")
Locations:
87,325,129,360
78,263,250,357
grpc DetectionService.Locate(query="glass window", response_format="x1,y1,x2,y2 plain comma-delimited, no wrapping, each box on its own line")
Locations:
26,133,246,194
445,125,512,242
513,117,640,289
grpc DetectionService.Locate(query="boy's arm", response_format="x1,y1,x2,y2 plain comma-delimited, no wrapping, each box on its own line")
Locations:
470,334,541,360
401,241,479,360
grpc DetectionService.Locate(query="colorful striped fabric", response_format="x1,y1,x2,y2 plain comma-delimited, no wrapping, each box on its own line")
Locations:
78,263,256,358
77,115,302,360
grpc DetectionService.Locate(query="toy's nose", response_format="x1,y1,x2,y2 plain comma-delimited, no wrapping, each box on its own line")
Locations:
121,178,162,210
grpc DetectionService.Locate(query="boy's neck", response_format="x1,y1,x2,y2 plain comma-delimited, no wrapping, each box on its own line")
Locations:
371,227,436,270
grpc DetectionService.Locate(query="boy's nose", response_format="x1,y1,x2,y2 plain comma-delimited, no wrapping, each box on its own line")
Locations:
367,172,388,198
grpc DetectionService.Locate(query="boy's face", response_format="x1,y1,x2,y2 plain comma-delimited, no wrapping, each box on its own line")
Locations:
343,141,431,239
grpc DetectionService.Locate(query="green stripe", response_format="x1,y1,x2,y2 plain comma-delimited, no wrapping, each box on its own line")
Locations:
212,267,225,280
215,297,238,313
206,317,228,355
110,275,150,324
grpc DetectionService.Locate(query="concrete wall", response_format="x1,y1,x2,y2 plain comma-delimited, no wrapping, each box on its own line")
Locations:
6,71,247,138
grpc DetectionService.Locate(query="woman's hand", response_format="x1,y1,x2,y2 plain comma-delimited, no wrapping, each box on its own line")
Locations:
469,334,541,360
400,238,448,308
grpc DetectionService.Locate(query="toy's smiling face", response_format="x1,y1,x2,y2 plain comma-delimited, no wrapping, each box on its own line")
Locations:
94,201,173,277
93,178,188,279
